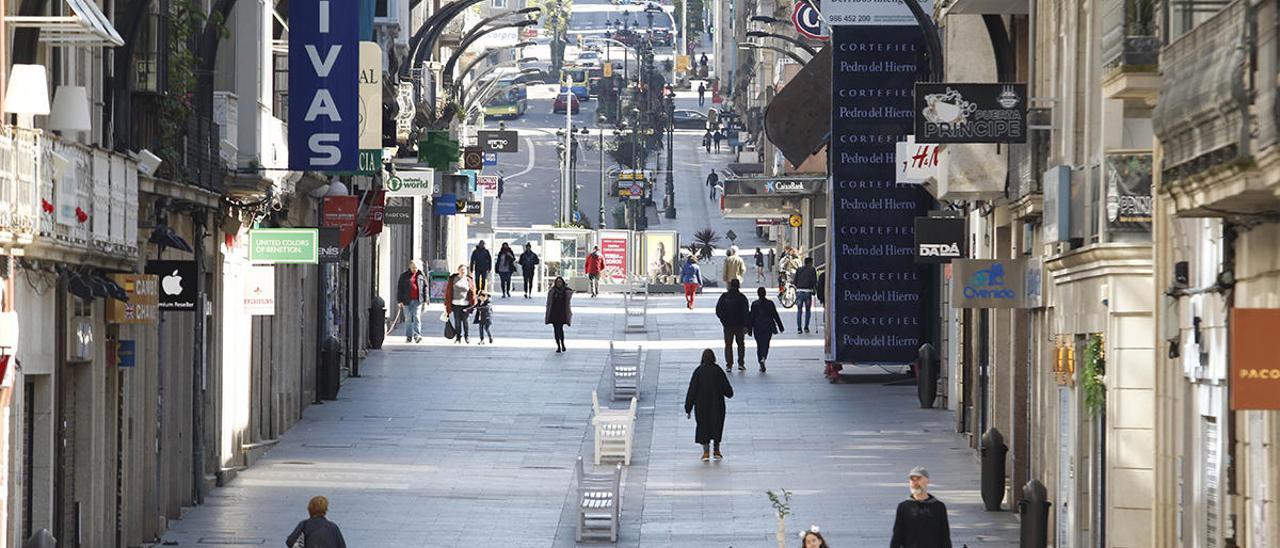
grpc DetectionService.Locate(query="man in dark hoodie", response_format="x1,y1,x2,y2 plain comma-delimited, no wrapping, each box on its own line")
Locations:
714,279,751,371
469,240,493,292
890,467,953,548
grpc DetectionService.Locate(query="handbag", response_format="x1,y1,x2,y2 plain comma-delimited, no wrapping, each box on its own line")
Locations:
444,320,457,339
291,521,308,548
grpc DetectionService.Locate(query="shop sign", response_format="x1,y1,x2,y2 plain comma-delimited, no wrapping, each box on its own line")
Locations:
322,195,359,247
317,227,343,263
1229,308,1280,410
600,230,629,283
1105,152,1153,232
361,190,386,237
913,216,965,263
477,175,500,198
244,266,276,316
765,180,808,193
358,41,382,150
914,83,1027,144
756,218,786,226
106,274,159,324
456,199,482,215
384,204,412,225
144,260,198,311
478,130,519,153
114,340,136,368
950,259,1029,309
385,168,434,196
288,0,359,170
895,136,941,184
248,228,319,264
434,194,458,216
823,0,933,26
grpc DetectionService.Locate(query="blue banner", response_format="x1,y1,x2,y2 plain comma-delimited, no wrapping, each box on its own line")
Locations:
829,25,933,364
289,0,359,171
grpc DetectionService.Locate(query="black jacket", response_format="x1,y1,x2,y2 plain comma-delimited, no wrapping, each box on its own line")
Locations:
684,361,733,444
470,301,492,325
715,290,750,328
793,264,818,290
747,298,784,336
495,249,517,273
396,270,428,305
286,516,347,548
889,495,952,548
470,246,493,273
518,249,540,273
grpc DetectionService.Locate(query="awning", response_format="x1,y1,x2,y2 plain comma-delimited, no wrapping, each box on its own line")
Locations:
7,0,125,47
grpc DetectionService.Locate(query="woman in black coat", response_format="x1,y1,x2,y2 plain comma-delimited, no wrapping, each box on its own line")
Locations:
747,287,785,372
684,349,734,462
518,243,541,299
545,276,573,352
494,242,518,298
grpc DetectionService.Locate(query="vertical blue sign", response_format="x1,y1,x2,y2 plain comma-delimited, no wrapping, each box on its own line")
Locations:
289,0,359,171
829,25,933,364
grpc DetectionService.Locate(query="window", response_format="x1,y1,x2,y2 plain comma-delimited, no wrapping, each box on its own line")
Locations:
491,0,508,8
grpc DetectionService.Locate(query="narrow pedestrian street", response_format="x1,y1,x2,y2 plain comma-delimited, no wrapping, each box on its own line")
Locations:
160,292,1016,546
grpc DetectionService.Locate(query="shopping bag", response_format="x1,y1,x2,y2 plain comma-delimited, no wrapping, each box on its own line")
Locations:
444,320,457,339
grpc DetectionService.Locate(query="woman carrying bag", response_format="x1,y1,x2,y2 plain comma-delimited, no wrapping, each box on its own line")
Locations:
545,276,574,353
444,265,477,343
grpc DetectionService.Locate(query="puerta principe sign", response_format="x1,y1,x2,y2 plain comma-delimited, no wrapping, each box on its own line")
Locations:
950,259,1030,309
914,83,1027,144
288,0,359,170
248,228,319,264
1229,308,1280,410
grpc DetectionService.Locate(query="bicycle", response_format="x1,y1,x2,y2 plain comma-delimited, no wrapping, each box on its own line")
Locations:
777,272,797,309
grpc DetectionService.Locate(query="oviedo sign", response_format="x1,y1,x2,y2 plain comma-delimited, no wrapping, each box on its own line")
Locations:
289,0,359,170
950,259,1030,309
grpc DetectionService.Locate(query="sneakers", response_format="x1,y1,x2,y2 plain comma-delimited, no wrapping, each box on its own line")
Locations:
454,337,462,344
414,335,422,343
804,328,810,334
759,360,767,372
478,339,485,345
713,450,723,460
738,363,746,371
489,337,494,344
701,451,710,462
725,365,733,372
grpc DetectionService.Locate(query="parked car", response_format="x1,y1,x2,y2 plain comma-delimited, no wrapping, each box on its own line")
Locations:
650,29,673,46
553,93,581,114
672,109,708,129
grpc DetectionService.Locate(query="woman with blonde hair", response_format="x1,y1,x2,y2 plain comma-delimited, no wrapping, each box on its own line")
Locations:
285,496,347,547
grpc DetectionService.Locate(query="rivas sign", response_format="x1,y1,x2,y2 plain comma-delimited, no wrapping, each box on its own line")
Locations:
289,0,359,171
950,259,1028,309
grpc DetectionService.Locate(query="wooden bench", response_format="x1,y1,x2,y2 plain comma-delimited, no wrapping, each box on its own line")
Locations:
592,390,637,465
623,279,648,333
575,456,622,542
609,342,643,401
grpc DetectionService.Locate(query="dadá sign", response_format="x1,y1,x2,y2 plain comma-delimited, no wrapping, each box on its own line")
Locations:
289,0,359,171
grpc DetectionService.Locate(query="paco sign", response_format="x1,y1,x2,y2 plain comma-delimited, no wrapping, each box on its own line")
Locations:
1230,308,1280,410
289,0,359,170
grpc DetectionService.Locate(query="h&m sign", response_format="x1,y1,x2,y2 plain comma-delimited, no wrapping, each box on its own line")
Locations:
289,0,359,170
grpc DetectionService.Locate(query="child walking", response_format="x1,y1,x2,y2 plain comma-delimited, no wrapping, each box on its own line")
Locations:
472,292,494,344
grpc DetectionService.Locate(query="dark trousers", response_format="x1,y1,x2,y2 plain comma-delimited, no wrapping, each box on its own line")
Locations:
723,326,746,366
552,323,566,348
498,271,513,296
522,270,535,295
478,323,492,340
754,332,773,362
475,270,490,292
452,309,470,339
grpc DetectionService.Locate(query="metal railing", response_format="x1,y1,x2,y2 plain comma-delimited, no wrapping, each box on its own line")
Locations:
1101,0,1159,68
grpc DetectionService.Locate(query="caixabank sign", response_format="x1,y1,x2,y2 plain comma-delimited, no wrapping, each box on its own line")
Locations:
950,259,1029,309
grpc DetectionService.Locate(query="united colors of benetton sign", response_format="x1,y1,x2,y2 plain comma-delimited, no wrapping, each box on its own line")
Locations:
289,0,359,170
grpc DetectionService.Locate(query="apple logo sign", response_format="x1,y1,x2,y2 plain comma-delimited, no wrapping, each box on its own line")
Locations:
162,270,184,296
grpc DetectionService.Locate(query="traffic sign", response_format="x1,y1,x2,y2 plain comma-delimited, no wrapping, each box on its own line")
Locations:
629,182,644,199
788,214,803,227
483,151,498,166
463,146,484,169
792,1,829,41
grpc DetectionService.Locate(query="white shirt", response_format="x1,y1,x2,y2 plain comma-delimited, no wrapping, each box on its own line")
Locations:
452,277,471,306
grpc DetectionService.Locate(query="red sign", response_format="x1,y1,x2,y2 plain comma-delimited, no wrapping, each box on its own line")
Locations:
600,236,628,283
322,196,359,248
755,218,785,226
361,190,386,237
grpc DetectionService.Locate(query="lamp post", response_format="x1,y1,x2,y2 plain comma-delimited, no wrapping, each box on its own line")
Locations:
737,41,810,65
744,30,818,56
443,19,540,89
597,115,608,228
664,93,675,219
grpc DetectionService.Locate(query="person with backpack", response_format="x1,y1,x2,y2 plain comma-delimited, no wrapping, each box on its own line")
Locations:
285,496,347,548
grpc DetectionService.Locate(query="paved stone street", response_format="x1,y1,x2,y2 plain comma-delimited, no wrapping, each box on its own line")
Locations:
159,291,1017,547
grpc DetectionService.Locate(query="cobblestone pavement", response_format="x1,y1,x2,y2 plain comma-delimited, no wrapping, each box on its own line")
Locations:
159,290,1017,547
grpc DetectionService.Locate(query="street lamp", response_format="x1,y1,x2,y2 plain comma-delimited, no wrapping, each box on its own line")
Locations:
455,40,537,97
595,115,608,228
738,41,809,65
664,93,675,219
745,30,818,56
443,18,540,89
749,15,783,24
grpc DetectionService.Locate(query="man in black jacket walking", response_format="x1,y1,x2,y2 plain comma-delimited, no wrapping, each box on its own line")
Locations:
890,467,953,548
470,240,493,292
395,260,428,343
792,256,818,333
715,279,750,371
746,287,784,371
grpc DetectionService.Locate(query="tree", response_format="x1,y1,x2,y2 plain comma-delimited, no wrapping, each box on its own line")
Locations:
675,0,705,48
530,0,573,74
693,227,720,259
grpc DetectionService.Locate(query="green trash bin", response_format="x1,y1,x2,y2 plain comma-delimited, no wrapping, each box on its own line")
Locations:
428,271,450,304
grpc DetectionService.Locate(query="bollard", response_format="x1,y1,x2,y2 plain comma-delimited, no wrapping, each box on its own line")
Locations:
318,336,342,400
24,529,55,548
1018,479,1051,548
916,343,939,408
368,296,386,350
980,427,1008,511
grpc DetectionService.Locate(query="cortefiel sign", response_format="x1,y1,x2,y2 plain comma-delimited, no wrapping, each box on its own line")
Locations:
145,260,199,311
478,130,519,153
914,216,965,263
823,0,934,26
914,83,1027,143
289,0,359,170
950,259,1028,309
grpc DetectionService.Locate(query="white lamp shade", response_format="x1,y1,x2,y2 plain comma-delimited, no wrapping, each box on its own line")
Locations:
0,310,18,354
3,64,50,116
49,86,92,132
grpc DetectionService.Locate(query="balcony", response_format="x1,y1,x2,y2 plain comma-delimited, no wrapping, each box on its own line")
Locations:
0,126,139,269
1100,0,1160,103
131,91,226,194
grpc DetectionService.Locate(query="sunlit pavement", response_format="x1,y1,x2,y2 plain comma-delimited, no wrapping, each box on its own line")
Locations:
159,291,1017,546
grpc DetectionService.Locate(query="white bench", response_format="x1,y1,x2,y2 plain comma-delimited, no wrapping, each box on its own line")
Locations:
609,342,643,401
623,279,648,333
592,390,637,465
575,456,622,542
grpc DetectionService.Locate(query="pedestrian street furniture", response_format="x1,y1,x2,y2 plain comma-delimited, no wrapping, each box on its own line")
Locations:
608,342,643,401
591,390,637,465
575,456,623,542
623,278,649,333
